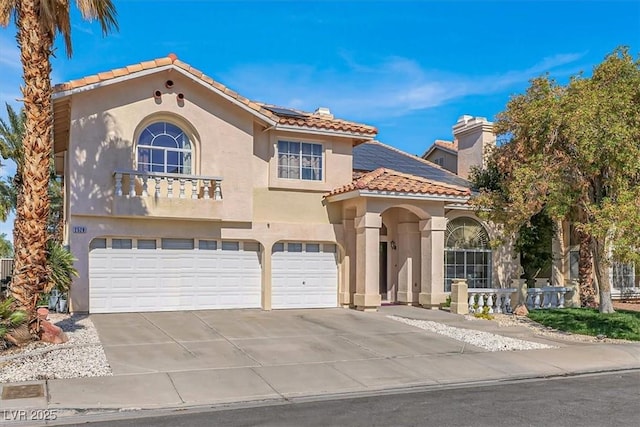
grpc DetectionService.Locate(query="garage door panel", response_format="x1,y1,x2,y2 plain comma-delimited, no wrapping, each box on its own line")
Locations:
271,245,338,309
89,245,262,313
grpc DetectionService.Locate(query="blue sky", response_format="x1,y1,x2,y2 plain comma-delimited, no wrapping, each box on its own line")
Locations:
0,0,639,239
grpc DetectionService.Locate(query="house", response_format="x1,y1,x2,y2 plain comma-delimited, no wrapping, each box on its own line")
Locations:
422,120,638,298
421,139,458,174
52,54,518,314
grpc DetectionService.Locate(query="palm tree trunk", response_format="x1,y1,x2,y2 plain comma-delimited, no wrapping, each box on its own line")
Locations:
10,0,53,320
577,229,597,307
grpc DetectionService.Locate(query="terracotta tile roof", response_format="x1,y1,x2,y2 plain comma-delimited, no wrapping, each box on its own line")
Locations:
434,139,458,151
53,54,377,137
327,168,471,198
422,139,458,158
257,103,377,136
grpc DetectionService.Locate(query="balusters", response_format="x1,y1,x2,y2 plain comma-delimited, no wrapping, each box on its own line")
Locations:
214,180,222,200
486,293,494,314
113,172,223,201
534,291,541,309
128,173,136,197
191,179,198,199
558,288,567,308
203,180,211,199
167,178,174,198
494,293,503,314
468,293,476,313
115,173,123,196
155,177,162,197
178,178,185,198
142,176,149,196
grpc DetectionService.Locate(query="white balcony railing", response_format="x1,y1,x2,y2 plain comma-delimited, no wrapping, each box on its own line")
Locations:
468,288,517,314
114,170,223,200
526,286,571,309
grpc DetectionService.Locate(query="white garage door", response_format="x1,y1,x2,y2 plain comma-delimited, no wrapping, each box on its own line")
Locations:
271,242,338,309
89,238,261,313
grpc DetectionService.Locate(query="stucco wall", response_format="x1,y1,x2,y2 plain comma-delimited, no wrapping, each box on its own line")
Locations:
425,149,458,174
66,72,256,221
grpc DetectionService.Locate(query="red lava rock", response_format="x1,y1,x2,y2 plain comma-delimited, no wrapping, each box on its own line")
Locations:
36,307,49,321
513,304,529,316
39,320,69,344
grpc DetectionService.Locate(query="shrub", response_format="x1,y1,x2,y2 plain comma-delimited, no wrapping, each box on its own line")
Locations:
0,297,27,347
45,241,78,294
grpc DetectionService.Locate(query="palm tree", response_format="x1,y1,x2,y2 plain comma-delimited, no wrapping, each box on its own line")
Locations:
0,1,117,321
0,103,25,254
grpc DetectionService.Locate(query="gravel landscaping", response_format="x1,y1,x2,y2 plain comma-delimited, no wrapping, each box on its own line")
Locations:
0,314,112,383
388,315,557,352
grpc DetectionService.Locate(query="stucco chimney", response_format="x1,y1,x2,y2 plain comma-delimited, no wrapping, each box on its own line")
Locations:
451,115,495,180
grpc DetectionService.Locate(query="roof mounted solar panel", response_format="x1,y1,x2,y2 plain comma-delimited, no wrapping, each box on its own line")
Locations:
353,142,471,188
263,106,308,118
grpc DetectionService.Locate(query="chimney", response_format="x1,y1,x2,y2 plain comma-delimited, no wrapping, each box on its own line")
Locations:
451,115,495,179
314,107,333,119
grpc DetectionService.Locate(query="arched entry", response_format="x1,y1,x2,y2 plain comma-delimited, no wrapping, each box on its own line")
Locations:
380,207,422,304
445,217,491,291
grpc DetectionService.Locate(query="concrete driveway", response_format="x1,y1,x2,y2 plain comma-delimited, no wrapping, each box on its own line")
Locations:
46,307,640,410
92,307,485,374
86,307,489,404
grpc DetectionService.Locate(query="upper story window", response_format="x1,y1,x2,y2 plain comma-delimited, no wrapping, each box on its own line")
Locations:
278,140,322,181
137,122,192,174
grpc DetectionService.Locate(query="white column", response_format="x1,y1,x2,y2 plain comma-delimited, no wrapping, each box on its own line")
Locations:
339,219,356,307
354,212,382,311
396,222,420,305
419,216,447,308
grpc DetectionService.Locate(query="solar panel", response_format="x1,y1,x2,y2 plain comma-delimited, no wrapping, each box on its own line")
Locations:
353,142,471,188
263,106,307,119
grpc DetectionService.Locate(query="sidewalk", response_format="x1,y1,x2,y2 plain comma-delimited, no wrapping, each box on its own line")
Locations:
2,306,640,424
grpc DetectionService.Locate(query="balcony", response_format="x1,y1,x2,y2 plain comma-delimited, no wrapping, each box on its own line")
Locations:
112,169,225,220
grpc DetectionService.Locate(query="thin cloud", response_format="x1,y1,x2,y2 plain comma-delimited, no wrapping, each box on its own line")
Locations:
0,34,20,70
220,52,586,120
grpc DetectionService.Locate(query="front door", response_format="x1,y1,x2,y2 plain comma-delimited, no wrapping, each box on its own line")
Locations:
379,242,388,300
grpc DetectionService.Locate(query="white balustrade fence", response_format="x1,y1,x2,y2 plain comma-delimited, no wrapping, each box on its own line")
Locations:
526,286,571,309
114,170,223,200
468,288,516,314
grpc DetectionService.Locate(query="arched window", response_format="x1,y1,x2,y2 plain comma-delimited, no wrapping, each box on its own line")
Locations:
445,217,492,291
137,122,192,174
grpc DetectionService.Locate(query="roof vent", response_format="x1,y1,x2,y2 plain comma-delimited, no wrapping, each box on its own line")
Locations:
314,107,333,118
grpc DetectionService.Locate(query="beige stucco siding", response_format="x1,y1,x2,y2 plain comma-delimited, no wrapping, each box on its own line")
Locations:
67,72,256,222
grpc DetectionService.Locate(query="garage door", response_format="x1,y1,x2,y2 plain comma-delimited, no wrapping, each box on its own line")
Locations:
89,238,261,313
271,242,338,309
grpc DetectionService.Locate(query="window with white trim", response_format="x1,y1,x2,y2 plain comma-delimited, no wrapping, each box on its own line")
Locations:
137,122,192,174
278,141,322,180
444,217,492,291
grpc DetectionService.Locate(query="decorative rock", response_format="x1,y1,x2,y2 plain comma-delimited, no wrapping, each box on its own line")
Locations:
513,304,529,316
387,315,556,352
36,307,49,321
39,320,69,344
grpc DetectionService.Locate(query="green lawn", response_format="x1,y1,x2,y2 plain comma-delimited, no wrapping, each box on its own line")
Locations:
527,308,640,341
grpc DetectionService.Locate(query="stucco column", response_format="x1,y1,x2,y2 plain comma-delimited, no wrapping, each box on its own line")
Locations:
261,243,272,310
551,219,567,286
339,219,356,307
354,212,382,311
418,217,447,308
396,222,420,305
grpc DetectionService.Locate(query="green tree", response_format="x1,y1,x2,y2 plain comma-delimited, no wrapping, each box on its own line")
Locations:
472,47,640,313
0,1,117,319
0,233,13,257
